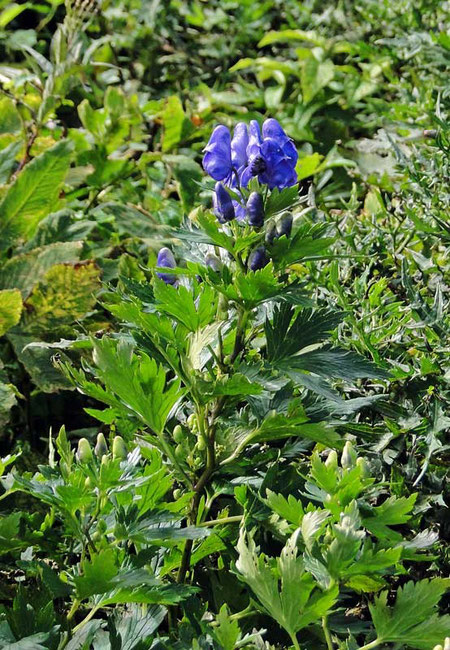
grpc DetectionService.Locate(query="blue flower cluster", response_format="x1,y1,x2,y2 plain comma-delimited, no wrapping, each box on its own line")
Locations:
203,118,298,224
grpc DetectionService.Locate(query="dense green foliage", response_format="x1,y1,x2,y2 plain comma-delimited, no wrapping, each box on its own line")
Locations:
0,0,449,648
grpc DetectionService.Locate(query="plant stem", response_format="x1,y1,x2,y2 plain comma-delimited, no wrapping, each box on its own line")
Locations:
358,639,381,650
230,308,249,364
198,515,243,527
289,631,301,650
322,616,334,650
176,397,224,584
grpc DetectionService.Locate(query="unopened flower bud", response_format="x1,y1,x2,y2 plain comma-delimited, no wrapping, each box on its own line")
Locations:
156,247,177,285
213,182,235,223
248,246,269,271
94,432,108,458
265,223,278,246
173,425,184,443
76,438,93,463
246,192,265,228
325,450,338,469
205,253,222,272
112,436,128,460
341,441,357,469
278,212,293,237
356,456,368,477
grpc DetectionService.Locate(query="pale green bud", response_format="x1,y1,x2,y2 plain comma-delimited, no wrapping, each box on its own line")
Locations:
112,436,128,460
356,456,368,477
325,450,338,469
173,425,184,443
94,432,108,458
341,441,357,469
76,438,93,463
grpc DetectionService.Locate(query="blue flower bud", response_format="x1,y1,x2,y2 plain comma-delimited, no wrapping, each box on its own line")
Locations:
213,182,235,223
278,212,293,237
205,253,222,272
248,246,269,271
265,223,278,246
246,192,265,228
156,247,177,284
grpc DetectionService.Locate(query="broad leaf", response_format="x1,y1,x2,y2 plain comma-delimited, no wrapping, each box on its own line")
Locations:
0,139,72,249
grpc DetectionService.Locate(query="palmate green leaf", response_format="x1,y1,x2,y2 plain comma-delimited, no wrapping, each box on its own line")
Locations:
0,241,83,298
113,604,166,650
0,140,73,249
0,288,22,336
265,304,342,362
270,221,334,266
91,337,184,433
153,280,216,332
74,548,118,600
369,579,450,649
265,490,304,526
277,345,388,381
235,530,338,640
212,605,240,650
362,494,417,540
265,186,300,218
254,412,341,447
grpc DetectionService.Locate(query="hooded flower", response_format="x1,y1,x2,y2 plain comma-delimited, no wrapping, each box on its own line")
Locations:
156,247,177,284
202,125,232,181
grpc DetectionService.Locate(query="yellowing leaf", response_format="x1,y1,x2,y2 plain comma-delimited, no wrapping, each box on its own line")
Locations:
0,288,22,336
23,262,100,334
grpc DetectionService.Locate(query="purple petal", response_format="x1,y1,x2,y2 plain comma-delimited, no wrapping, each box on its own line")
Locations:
202,125,232,181
231,122,249,172
262,118,287,140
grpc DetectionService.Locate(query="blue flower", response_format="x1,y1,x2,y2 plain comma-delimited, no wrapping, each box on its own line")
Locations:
213,182,235,223
203,118,298,212
202,125,232,181
230,122,249,183
246,192,265,228
156,247,177,284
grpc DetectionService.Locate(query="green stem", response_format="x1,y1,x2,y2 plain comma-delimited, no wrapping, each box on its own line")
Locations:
67,598,81,622
322,615,334,650
72,605,101,634
230,308,249,364
198,515,243,527
289,631,301,650
358,640,381,650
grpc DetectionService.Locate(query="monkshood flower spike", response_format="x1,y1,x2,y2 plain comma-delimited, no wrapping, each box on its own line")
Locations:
156,247,177,284
203,118,298,192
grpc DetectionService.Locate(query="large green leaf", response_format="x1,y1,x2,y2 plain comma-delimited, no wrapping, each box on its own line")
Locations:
265,304,342,362
0,289,22,336
369,579,450,649
235,530,338,641
0,140,72,249
90,337,184,434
